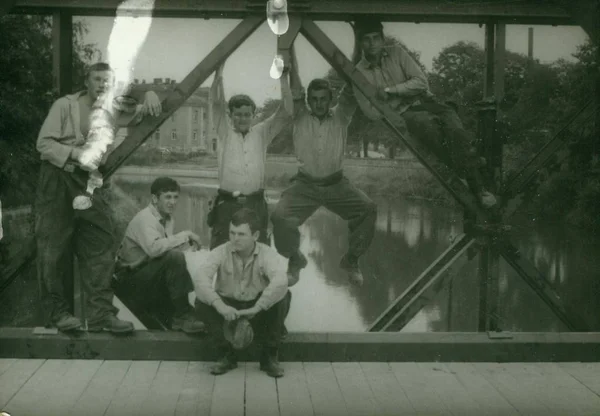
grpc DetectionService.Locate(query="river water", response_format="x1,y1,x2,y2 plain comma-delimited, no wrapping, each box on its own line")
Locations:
113,178,600,333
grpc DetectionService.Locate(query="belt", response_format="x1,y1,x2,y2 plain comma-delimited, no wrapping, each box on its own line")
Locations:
294,170,343,186
217,188,264,203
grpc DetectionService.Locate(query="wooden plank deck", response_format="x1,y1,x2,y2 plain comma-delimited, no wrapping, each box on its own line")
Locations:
1,359,599,416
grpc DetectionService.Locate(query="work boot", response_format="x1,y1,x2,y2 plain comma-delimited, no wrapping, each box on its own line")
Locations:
286,251,307,286
340,254,364,286
210,353,238,375
260,348,284,378
54,314,82,332
87,315,134,333
172,313,206,334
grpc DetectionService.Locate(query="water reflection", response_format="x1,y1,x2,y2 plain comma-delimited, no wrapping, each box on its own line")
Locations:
113,179,600,332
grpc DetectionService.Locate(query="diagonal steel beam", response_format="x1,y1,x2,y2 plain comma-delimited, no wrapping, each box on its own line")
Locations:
1,16,263,297
300,18,490,220
501,100,598,219
497,239,588,331
102,15,264,177
368,234,478,332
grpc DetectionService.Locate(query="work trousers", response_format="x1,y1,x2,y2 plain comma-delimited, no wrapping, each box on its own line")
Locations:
35,161,118,326
116,250,194,319
208,189,269,249
271,170,377,262
195,291,291,356
402,97,482,191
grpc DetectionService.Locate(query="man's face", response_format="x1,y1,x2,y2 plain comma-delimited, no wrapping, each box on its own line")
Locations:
152,190,179,217
307,89,332,118
230,105,255,134
229,222,259,253
360,32,384,60
85,70,113,101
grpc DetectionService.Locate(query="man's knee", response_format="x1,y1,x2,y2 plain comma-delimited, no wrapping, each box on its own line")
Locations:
162,250,186,268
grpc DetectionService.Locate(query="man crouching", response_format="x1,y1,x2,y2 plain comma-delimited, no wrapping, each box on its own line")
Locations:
193,208,290,377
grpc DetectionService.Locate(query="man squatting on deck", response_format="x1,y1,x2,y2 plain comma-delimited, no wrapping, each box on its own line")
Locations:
352,17,498,208
193,208,290,378
270,44,377,287
115,177,206,334
35,62,161,333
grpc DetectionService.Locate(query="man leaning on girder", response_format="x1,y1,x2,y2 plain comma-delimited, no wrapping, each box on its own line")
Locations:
352,17,498,209
270,44,377,287
35,62,161,333
206,56,293,249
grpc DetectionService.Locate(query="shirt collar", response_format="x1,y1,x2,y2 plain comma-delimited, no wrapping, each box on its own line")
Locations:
148,203,171,224
229,241,261,256
359,49,390,70
309,109,334,119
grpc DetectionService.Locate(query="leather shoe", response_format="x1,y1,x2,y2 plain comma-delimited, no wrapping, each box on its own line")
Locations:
210,355,238,375
260,348,284,378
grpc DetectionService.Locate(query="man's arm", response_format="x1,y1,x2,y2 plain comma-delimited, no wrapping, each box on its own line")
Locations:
211,63,229,141
36,98,77,168
386,46,429,97
258,71,293,149
334,83,358,124
289,44,307,120
191,245,224,307
254,250,288,311
128,214,191,259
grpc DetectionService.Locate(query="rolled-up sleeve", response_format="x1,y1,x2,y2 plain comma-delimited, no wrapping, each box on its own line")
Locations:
128,215,189,259
255,250,288,310
36,98,73,168
192,246,224,306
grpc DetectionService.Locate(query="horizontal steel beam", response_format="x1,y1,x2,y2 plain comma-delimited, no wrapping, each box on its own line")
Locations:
2,328,600,362
10,0,576,24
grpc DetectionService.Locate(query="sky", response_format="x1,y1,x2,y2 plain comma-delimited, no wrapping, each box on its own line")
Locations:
78,16,589,106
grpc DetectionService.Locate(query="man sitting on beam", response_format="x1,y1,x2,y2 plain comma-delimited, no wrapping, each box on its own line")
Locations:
352,17,497,209
206,57,293,249
271,45,377,287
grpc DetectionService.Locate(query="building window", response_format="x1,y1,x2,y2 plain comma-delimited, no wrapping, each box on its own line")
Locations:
171,130,177,141
154,130,160,142
171,114,176,122
212,138,217,152
193,130,198,141
193,109,199,122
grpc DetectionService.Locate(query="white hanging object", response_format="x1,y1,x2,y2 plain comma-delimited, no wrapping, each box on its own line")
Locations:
266,0,289,36
269,54,285,79
73,170,104,210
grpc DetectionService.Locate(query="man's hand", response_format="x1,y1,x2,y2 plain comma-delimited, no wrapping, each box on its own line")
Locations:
375,86,389,102
185,231,202,250
141,91,161,117
237,305,261,320
215,303,239,321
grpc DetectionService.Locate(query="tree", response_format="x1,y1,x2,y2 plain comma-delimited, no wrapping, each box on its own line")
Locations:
0,15,98,207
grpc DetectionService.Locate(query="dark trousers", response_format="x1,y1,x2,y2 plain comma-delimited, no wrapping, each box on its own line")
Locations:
195,291,291,356
402,98,484,193
116,250,194,319
208,189,269,249
271,171,377,261
35,161,118,326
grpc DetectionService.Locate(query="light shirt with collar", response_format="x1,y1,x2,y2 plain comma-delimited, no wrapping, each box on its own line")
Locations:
214,104,290,195
354,45,433,120
292,85,357,178
37,90,143,169
117,203,190,269
192,241,288,311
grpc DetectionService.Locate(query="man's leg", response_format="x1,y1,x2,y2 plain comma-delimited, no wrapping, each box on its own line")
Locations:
321,177,377,286
209,199,242,249
195,298,238,375
121,251,204,333
248,196,270,245
34,163,80,331
250,291,291,378
270,180,321,285
72,178,132,333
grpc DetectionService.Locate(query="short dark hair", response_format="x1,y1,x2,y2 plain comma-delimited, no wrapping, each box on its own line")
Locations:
307,78,332,98
231,208,261,234
353,17,384,40
228,94,256,113
150,177,180,196
85,62,113,80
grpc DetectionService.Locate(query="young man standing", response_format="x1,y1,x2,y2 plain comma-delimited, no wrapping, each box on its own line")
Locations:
115,177,206,334
207,60,293,249
35,62,161,333
271,46,377,286
193,208,290,378
352,18,497,208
